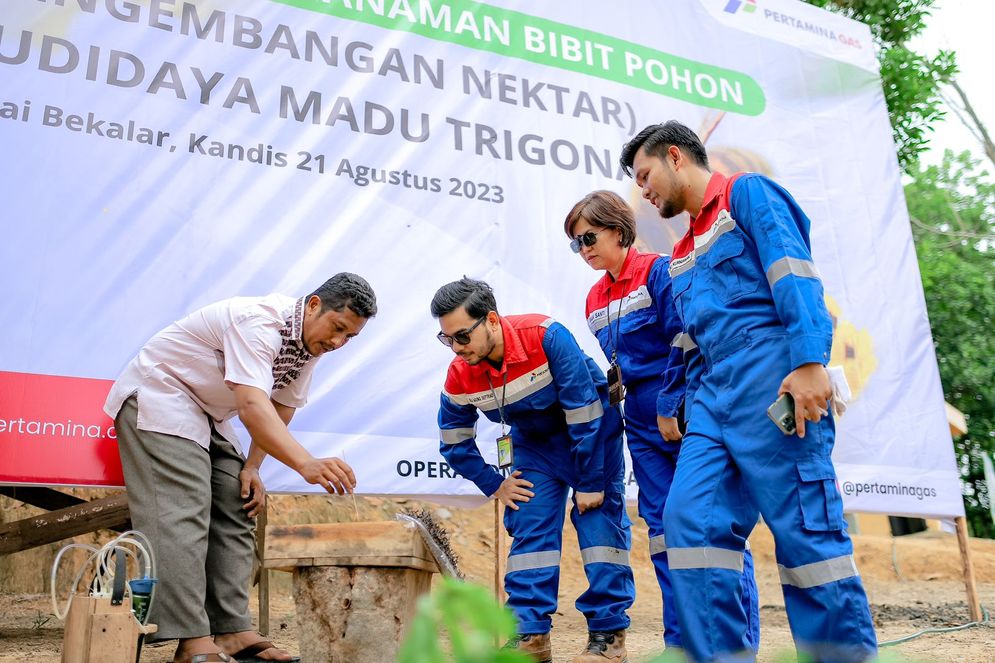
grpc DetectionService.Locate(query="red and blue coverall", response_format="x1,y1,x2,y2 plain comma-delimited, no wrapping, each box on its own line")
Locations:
585,249,759,650
438,315,634,635
665,172,877,662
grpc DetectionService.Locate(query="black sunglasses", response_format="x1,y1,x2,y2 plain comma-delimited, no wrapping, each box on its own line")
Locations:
569,228,607,254
437,315,488,348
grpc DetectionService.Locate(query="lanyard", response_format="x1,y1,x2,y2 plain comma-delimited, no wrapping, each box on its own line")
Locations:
605,283,623,364
485,372,509,435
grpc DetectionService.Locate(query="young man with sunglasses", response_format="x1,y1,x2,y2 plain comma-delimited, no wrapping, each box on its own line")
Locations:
432,278,634,663
621,121,877,662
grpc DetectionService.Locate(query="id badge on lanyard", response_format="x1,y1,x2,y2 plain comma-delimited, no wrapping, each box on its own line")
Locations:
496,433,514,469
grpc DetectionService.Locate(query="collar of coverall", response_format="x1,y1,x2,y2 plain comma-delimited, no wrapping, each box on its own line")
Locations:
599,246,640,290
690,170,730,228
482,315,528,377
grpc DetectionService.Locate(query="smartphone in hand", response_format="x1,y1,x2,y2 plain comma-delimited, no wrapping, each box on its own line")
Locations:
767,393,797,435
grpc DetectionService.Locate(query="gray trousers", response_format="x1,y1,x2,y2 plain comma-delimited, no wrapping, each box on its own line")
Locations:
115,395,254,640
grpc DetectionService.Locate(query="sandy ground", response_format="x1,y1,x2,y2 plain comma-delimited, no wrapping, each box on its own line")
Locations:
2,495,995,661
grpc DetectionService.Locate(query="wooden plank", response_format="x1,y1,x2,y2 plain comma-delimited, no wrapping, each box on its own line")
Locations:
265,555,437,573
0,488,131,537
264,521,430,563
0,493,130,555
955,516,983,622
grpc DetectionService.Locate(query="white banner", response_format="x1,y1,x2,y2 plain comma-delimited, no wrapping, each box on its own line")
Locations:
0,0,963,517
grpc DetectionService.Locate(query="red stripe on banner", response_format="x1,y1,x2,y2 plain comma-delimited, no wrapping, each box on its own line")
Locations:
0,371,124,487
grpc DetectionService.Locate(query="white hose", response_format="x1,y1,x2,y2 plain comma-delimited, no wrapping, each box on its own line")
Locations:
51,544,99,620
50,529,158,623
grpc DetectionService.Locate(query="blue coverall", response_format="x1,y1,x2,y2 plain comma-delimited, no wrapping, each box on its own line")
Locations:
665,172,877,662
438,314,635,635
585,249,760,651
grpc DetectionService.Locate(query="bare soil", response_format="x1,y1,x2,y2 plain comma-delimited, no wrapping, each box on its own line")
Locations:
2,494,994,662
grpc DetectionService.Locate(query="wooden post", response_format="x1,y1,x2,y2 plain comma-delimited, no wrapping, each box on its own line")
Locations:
955,516,983,622
256,502,269,636
494,499,505,600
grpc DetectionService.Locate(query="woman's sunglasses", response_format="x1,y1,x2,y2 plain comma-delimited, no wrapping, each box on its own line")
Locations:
437,315,488,348
569,228,607,254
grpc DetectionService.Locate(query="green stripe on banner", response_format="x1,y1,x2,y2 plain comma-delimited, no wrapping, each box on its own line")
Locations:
270,0,766,115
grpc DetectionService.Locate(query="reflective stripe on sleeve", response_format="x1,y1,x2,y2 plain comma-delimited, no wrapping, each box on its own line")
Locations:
668,546,744,572
506,550,561,573
648,535,667,555
580,546,631,566
778,554,859,589
564,400,604,425
766,256,820,289
440,427,475,445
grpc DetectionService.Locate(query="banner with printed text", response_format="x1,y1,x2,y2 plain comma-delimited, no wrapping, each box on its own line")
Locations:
0,0,963,517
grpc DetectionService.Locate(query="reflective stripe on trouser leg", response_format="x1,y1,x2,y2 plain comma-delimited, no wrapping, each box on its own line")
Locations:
571,482,635,632
778,553,866,660
503,469,569,634
623,388,684,647
663,425,760,663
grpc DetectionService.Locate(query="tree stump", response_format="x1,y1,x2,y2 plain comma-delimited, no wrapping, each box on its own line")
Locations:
292,565,431,662
263,521,439,662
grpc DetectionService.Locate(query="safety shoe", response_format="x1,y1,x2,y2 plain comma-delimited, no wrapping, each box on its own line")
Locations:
571,630,628,663
503,632,552,662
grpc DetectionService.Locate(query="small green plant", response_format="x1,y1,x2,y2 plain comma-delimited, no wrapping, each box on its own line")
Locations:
645,651,686,663
398,577,531,663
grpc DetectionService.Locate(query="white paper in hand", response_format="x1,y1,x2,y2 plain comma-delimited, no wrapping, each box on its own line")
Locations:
827,366,852,417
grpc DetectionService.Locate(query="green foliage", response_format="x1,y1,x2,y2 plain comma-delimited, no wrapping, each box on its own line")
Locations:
905,151,995,537
398,578,531,663
805,0,957,172
645,652,689,663
906,150,995,241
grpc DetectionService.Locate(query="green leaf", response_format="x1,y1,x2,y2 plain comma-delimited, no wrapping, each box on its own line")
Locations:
398,578,532,663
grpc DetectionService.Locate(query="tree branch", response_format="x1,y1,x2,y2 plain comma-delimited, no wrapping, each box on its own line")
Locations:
909,214,995,241
948,79,995,170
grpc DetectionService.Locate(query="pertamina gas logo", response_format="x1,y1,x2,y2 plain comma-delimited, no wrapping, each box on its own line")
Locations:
724,0,758,14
